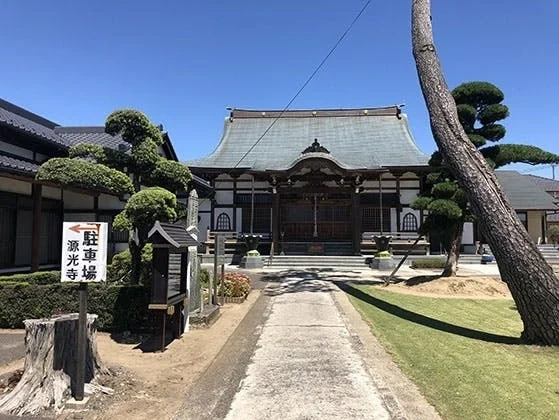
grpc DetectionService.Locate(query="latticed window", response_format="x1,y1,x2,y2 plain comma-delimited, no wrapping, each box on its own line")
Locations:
402,212,418,232
361,207,390,232
216,212,232,231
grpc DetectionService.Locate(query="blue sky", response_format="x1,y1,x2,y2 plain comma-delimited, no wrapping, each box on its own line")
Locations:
2,1,558,178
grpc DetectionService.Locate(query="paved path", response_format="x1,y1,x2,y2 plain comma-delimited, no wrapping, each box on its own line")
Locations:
0,331,25,367
224,276,391,419
178,268,440,420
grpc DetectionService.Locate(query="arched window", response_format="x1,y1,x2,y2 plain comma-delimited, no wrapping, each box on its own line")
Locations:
402,212,418,232
216,212,231,231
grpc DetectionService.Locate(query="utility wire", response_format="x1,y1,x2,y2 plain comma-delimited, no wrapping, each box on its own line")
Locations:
232,0,373,170
521,164,553,174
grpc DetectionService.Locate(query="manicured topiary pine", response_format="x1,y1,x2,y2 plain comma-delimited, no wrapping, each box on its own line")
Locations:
36,110,191,284
412,81,559,277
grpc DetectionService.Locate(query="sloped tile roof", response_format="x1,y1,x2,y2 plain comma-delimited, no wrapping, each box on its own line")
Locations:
0,154,40,175
54,126,126,150
186,106,429,171
523,174,559,193
496,171,559,210
0,99,69,148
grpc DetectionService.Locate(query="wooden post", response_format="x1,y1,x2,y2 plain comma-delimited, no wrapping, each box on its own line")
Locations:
272,193,280,255
31,184,42,272
395,173,402,232
221,263,225,304
351,190,361,255
212,249,217,305
75,282,88,401
160,311,166,352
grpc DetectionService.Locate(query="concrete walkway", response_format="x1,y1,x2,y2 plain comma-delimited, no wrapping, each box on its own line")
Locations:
224,275,396,419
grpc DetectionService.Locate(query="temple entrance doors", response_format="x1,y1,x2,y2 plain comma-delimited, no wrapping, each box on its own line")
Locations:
280,194,351,241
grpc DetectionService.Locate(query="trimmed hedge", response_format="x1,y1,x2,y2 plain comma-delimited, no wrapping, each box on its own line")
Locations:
0,282,151,332
0,270,60,285
410,257,447,269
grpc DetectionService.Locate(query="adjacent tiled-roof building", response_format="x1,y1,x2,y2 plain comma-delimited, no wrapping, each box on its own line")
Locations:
0,98,205,273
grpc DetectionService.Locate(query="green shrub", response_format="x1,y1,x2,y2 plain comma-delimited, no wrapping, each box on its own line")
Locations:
0,271,60,285
107,244,152,284
0,282,151,331
36,158,134,196
548,225,559,245
410,257,447,269
218,272,251,297
199,268,210,288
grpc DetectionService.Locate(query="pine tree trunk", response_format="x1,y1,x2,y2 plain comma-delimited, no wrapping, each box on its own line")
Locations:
0,314,106,415
129,237,142,285
412,0,559,344
441,224,463,277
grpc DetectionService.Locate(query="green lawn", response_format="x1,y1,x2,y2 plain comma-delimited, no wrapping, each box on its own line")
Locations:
344,284,559,420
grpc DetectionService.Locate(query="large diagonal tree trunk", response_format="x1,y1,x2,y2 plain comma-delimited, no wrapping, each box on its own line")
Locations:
412,0,559,344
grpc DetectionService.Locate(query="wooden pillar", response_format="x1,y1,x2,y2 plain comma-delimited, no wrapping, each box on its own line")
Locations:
351,190,362,255
272,193,280,255
395,173,402,232
31,183,42,272
232,175,238,231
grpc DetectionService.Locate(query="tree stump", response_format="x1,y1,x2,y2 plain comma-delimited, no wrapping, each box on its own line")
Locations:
0,313,107,416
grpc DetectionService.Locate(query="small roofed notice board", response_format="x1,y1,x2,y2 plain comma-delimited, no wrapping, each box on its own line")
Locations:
61,222,108,282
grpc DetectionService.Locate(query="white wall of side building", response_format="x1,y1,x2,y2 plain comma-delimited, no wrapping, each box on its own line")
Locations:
0,177,31,195
527,211,544,243
62,190,94,209
98,194,125,210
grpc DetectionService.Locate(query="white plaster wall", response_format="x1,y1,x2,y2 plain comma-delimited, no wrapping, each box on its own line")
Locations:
400,180,420,188
0,177,31,195
0,141,33,160
98,194,125,210
237,211,243,233
42,186,61,200
199,199,211,212
400,189,420,205
390,208,397,231
199,213,211,241
216,181,234,189
63,191,94,209
215,190,234,205
527,211,544,242
462,222,474,245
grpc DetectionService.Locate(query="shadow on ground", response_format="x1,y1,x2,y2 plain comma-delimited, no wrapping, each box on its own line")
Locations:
260,268,383,296
403,275,442,286
335,282,522,345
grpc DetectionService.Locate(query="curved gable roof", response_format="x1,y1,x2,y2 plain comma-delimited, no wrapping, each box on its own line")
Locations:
187,106,429,171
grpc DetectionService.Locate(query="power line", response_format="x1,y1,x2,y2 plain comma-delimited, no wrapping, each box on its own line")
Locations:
521,164,554,174
232,0,373,169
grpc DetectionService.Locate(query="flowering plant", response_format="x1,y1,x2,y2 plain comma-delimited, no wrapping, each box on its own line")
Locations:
218,272,251,297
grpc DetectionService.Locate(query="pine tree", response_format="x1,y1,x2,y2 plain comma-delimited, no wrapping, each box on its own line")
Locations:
412,81,559,276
